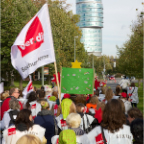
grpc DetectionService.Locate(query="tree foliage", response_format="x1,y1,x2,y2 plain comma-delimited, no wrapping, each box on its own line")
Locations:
117,16,143,79
47,0,88,71
84,54,115,77
32,0,89,76
1,0,88,86
1,0,118,88
1,0,38,85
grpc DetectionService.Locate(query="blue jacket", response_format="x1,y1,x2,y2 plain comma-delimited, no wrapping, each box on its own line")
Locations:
34,110,55,144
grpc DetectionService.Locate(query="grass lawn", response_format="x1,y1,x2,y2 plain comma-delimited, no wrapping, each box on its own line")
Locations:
13,81,51,89
136,83,143,113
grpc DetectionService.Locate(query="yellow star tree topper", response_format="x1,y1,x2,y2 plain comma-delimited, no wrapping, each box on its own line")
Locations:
71,60,82,68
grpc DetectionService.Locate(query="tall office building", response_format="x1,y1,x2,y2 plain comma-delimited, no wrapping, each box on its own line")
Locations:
76,0,103,56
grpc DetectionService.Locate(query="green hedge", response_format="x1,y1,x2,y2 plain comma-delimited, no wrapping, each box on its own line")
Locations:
136,83,143,113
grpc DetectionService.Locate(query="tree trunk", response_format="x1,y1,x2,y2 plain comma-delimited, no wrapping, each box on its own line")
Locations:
10,77,15,86
7,72,11,86
19,77,23,90
138,79,142,87
32,73,34,81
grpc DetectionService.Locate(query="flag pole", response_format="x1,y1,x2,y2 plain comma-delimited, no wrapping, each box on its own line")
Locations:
93,68,95,95
54,62,61,104
59,66,62,101
45,1,61,104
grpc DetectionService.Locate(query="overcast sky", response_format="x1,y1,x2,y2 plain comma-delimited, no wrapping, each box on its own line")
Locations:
66,0,143,57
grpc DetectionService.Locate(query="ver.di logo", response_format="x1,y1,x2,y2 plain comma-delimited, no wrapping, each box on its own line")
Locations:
18,16,44,57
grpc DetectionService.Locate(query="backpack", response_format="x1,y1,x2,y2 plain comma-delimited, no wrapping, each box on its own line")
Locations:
9,110,19,127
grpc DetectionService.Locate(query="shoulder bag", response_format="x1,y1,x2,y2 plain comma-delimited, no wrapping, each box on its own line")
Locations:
82,114,92,133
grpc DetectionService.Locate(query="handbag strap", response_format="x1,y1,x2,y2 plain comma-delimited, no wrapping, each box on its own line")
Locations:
82,115,86,132
130,87,135,95
9,111,15,122
85,114,90,127
101,126,107,144
85,114,92,133
53,116,58,135
128,87,135,100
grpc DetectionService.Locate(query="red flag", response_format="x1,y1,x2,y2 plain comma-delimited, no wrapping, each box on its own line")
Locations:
52,72,60,85
22,75,33,98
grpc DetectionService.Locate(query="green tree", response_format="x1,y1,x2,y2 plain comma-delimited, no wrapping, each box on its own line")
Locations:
117,16,143,84
1,0,88,88
1,0,38,87
84,55,114,78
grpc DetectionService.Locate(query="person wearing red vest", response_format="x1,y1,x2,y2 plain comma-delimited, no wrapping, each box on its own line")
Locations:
0,88,23,120
95,78,100,90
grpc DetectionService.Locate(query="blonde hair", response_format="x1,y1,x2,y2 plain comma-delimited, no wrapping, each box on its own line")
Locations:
1,92,9,100
101,86,108,94
16,135,42,144
69,103,76,114
5,90,9,94
66,113,81,128
89,96,99,105
105,88,113,101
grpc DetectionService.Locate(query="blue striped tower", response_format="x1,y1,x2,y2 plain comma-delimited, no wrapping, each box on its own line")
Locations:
76,0,103,56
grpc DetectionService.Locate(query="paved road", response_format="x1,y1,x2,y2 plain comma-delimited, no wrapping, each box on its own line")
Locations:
106,78,120,93
106,78,138,93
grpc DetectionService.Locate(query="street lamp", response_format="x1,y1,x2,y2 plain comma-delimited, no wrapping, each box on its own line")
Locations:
74,36,78,62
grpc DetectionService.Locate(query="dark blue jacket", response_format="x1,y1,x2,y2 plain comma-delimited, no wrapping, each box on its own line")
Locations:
34,110,55,144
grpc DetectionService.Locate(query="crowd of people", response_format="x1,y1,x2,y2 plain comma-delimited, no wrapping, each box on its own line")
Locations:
0,81,143,144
